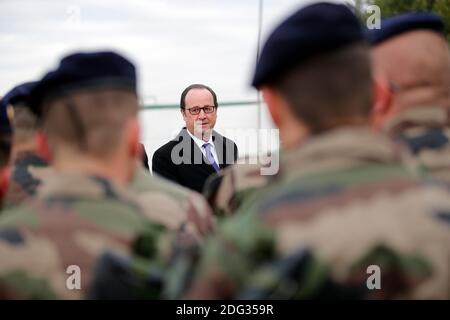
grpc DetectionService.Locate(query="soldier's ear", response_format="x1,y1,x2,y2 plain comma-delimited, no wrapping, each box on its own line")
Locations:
0,166,10,201
127,118,140,159
261,87,282,127
35,132,52,162
372,76,393,130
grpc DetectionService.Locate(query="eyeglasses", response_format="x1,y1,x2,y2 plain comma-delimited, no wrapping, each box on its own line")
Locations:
185,106,216,115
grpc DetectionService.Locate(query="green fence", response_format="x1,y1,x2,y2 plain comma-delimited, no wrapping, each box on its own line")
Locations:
139,100,258,110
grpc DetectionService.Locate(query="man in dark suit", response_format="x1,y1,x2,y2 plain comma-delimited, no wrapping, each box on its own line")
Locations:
152,84,238,193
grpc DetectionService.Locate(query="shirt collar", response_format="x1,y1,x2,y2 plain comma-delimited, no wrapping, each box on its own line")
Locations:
186,128,215,150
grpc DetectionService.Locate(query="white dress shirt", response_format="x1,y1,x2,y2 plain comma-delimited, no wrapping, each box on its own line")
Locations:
186,129,219,165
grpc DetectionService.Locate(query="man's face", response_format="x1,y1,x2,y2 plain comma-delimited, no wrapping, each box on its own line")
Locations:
182,88,217,140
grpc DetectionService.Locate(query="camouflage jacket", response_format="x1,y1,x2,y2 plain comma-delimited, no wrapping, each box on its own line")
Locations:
4,151,49,207
182,127,450,299
385,106,450,181
0,172,174,299
72,167,215,299
130,166,215,240
203,156,273,217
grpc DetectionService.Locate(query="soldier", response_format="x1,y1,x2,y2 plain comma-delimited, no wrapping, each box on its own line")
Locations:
179,3,450,299
0,82,50,206
0,51,205,299
368,13,450,180
0,82,213,238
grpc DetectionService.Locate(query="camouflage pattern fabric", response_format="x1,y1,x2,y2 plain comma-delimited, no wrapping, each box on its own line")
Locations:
85,167,219,299
3,151,49,207
87,226,197,300
203,158,271,217
130,166,215,240
0,172,175,299
384,106,450,181
180,127,450,299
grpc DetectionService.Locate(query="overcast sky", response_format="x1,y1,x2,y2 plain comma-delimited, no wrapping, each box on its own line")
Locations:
0,0,348,104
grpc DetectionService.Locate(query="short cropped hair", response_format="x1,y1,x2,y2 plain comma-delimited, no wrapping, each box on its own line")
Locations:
180,84,218,109
274,43,373,133
11,103,39,145
42,88,138,158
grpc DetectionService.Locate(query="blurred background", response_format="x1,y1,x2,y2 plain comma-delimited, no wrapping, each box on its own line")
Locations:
0,0,340,163
1,0,449,163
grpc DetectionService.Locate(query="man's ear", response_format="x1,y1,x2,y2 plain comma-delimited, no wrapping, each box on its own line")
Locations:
181,108,187,122
127,118,140,159
35,132,52,162
261,86,282,128
372,76,393,130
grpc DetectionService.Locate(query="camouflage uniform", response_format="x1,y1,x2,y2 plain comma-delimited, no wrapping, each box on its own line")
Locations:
0,172,174,299
203,157,271,217
131,165,215,240
3,151,49,207
0,145,214,300
384,106,450,181
182,128,450,299
67,167,215,299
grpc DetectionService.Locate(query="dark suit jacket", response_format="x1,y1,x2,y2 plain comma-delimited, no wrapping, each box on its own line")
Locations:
139,143,150,171
152,128,238,193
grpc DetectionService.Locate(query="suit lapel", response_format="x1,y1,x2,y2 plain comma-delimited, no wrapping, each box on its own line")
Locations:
177,128,216,172
212,131,225,167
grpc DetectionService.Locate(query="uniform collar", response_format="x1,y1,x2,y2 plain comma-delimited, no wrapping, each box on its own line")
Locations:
278,126,402,182
384,106,449,137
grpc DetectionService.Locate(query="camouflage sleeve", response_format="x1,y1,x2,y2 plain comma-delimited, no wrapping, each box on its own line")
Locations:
87,251,165,299
88,223,202,299
87,224,172,300
0,210,188,300
0,226,73,299
178,212,336,300
179,212,276,299
0,194,162,300
236,244,438,299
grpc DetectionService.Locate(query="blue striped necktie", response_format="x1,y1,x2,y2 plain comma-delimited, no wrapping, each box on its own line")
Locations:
202,143,220,172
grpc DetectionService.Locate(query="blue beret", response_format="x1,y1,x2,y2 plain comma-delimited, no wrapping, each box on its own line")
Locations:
28,51,137,116
252,2,365,88
0,81,37,134
0,99,11,134
0,82,37,110
366,12,445,45
0,109,11,134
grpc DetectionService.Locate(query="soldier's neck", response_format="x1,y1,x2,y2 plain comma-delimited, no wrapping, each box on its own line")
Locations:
279,121,310,151
52,155,133,186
